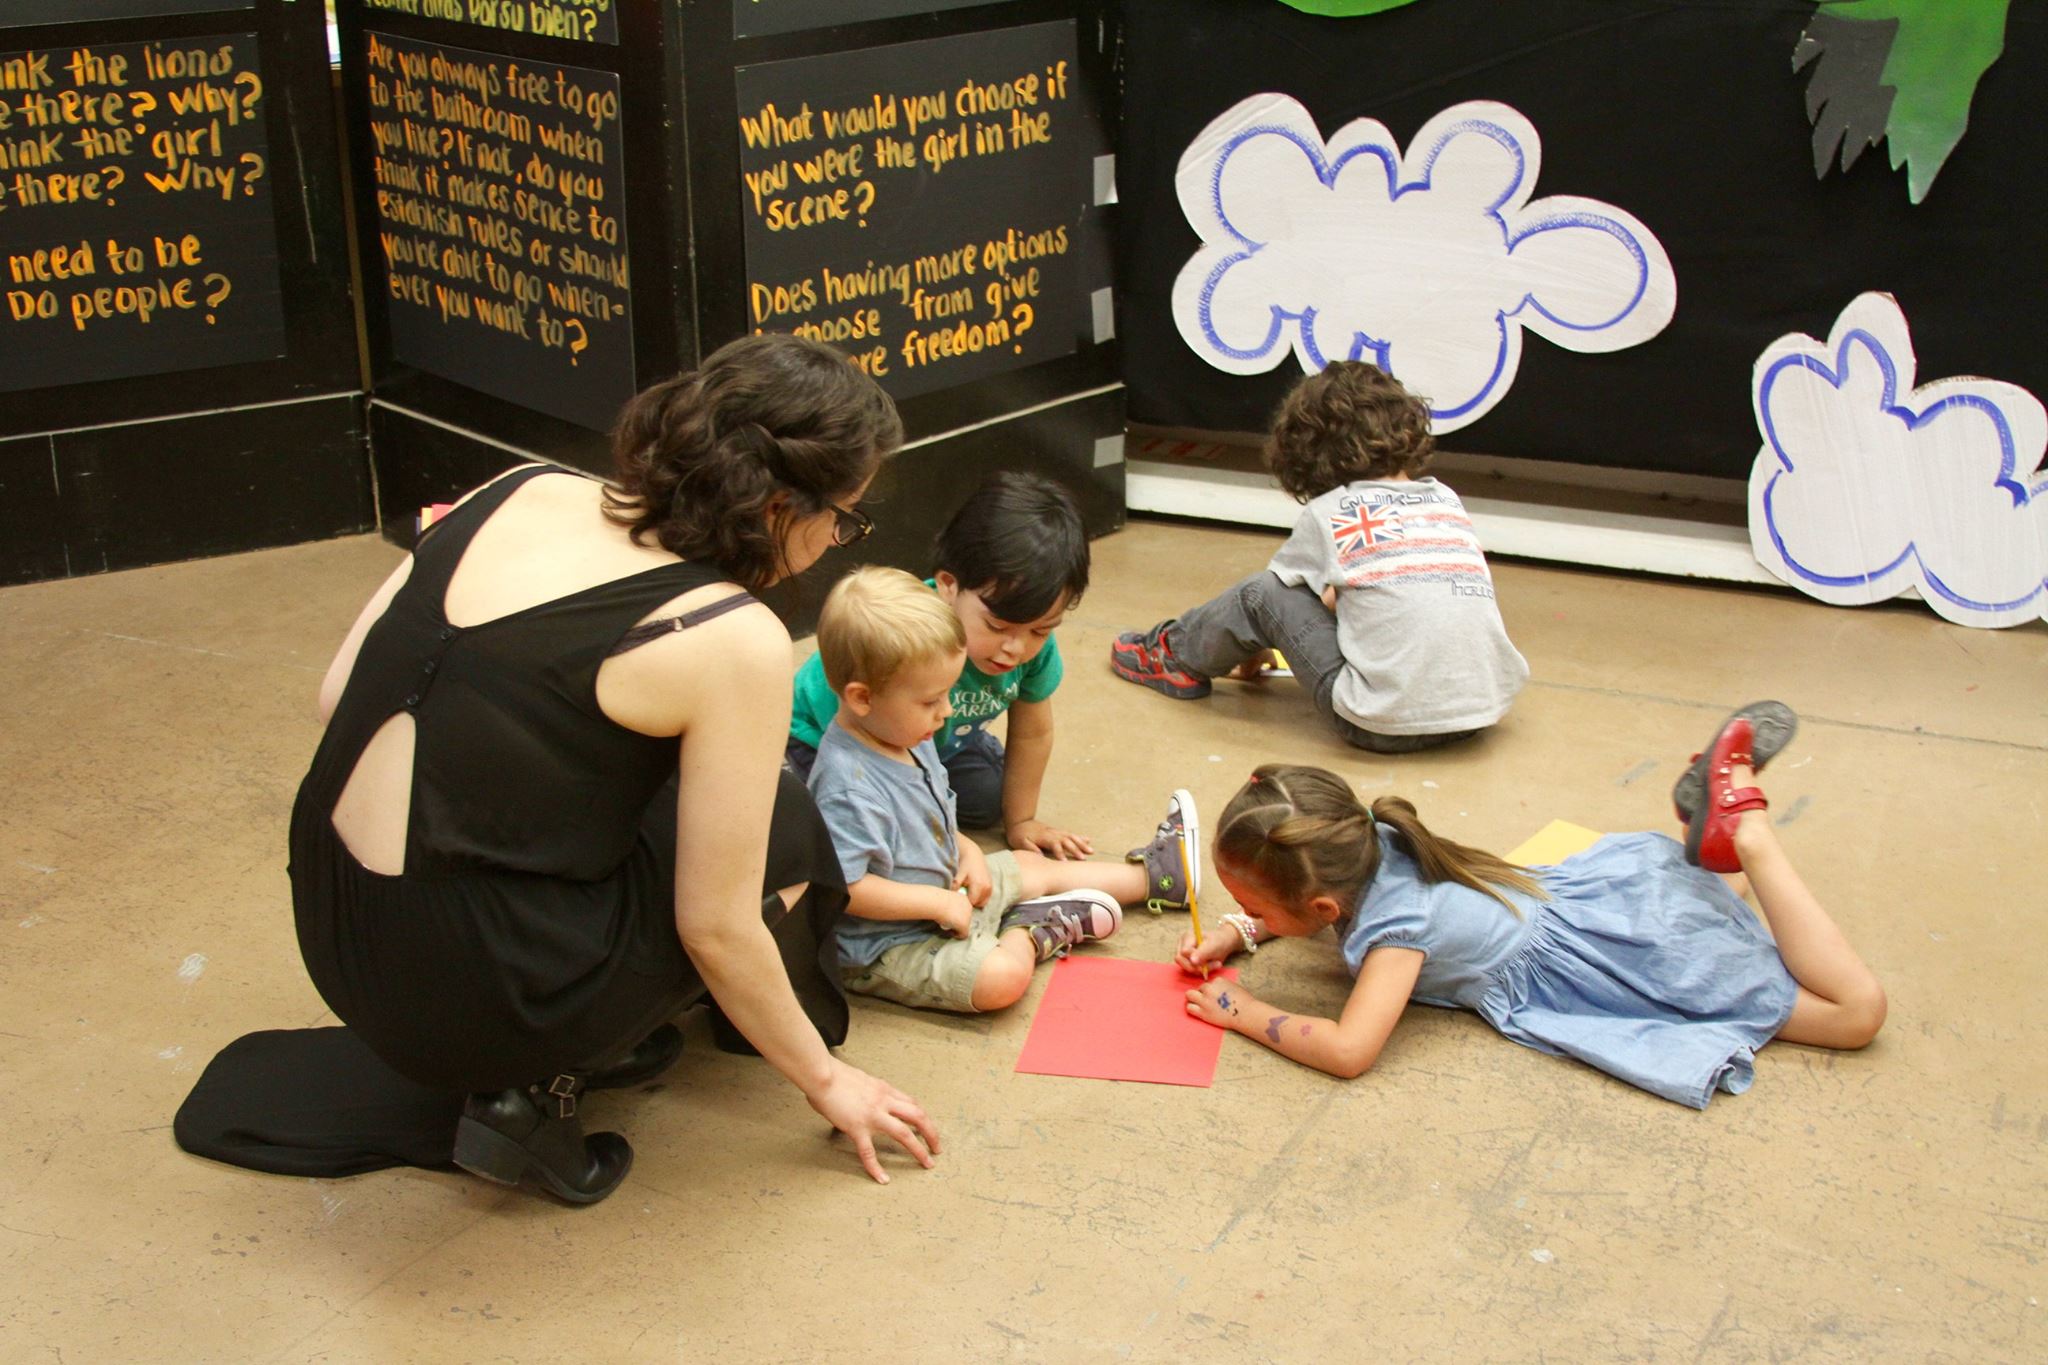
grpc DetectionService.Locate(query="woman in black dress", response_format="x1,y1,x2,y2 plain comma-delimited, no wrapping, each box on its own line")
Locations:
292,335,938,1202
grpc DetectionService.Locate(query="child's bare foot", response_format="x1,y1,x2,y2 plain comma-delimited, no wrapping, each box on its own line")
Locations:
1707,761,1763,894
1226,650,1280,682
1727,762,1776,857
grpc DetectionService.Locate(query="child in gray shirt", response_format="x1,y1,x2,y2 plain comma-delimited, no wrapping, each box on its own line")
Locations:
1111,362,1526,751
810,567,1199,1013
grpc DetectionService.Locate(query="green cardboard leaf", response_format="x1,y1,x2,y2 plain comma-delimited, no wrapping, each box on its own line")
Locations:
1275,0,1428,16
1798,0,2010,203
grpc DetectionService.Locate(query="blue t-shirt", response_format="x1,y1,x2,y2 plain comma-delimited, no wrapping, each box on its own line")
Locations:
807,719,962,968
789,581,1064,760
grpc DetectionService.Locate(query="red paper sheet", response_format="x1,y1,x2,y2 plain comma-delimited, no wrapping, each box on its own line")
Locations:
1014,957,1239,1087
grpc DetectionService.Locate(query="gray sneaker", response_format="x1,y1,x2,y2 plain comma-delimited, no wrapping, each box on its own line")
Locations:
1000,891,1122,962
1133,788,1200,915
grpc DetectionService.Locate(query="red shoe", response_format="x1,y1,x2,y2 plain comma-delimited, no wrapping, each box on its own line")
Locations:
1670,700,1796,822
1683,716,1769,872
1110,622,1213,699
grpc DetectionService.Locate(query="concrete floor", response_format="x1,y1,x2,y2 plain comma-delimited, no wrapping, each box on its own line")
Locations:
3,518,2045,1362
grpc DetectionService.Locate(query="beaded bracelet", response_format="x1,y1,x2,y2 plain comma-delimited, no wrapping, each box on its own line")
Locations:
1221,912,1259,954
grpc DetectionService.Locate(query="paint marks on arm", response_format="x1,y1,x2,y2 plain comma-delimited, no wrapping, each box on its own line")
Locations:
1265,1013,1291,1044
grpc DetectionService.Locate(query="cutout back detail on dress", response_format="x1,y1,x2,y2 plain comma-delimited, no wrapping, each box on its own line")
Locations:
311,465,729,884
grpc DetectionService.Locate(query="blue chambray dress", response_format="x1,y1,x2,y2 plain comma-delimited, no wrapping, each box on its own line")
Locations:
1337,827,1799,1108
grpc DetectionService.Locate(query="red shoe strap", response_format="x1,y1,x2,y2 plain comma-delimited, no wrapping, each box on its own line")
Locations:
1715,787,1768,814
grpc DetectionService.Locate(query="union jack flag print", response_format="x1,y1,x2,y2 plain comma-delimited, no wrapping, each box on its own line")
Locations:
1329,502,1404,556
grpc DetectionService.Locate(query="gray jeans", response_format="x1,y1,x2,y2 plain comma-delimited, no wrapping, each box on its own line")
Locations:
1170,572,1476,754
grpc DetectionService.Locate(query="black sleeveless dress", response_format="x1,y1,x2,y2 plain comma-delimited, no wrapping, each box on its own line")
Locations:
289,465,848,1092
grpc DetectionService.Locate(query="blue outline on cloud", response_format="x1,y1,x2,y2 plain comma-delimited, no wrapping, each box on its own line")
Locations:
1169,94,1676,433
1748,292,2048,629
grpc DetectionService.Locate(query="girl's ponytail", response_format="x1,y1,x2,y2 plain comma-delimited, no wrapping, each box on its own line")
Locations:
1368,795,1545,913
1214,765,1547,915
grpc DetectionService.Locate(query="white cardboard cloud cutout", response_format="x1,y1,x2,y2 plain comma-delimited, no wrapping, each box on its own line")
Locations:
1749,292,2048,629
1171,94,1676,433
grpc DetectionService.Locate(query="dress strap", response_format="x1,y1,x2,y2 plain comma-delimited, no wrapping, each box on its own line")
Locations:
406,464,565,599
606,592,758,656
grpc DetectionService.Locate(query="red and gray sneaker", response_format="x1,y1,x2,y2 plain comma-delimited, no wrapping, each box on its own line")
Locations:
1110,622,1212,700
1000,890,1122,962
1125,788,1200,914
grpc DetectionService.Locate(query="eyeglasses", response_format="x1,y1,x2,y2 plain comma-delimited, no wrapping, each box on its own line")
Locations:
829,501,874,547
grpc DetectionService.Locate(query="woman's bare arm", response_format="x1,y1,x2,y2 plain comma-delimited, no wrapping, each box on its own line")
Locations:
656,603,940,1182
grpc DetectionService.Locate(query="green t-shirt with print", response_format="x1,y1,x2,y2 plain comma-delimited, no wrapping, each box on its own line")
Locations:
790,584,1064,760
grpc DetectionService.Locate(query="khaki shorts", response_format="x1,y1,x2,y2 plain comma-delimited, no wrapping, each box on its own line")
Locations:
841,851,1027,1012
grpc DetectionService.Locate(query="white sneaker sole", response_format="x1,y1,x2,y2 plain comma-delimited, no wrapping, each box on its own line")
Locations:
1171,787,1201,905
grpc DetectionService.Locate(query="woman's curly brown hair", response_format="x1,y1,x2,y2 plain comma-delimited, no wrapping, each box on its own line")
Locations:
602,334,902,592
1264,361,1434,502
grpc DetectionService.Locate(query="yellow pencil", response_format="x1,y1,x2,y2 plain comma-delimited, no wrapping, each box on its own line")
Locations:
1179,839,1209,978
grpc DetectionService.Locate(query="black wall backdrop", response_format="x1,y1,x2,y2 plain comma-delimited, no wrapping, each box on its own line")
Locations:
0,0,365,586
1115,0,2047,480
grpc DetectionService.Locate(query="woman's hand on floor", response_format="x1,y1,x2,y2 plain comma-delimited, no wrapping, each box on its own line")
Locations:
1007,818,1093,860
806,1058,941,1185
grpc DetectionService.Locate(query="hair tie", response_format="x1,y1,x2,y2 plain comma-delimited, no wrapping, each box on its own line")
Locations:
1248,773,1263,786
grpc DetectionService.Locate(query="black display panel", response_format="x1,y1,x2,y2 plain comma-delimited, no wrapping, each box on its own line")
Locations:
735,20,1087,402
0,32,286,393
1116,0,2048,480
735,0,1000,40
363,30,634,432
360,0,619,48
5,1,253,26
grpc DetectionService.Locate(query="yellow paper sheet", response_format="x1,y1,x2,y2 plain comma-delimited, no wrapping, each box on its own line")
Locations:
1505,819,1603,868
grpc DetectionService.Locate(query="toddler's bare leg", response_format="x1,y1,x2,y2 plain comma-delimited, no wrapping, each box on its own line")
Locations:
970,930,1039,1011
1013,849,1147,904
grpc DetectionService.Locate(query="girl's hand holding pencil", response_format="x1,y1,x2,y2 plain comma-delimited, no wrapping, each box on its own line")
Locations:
1175,922,1243,977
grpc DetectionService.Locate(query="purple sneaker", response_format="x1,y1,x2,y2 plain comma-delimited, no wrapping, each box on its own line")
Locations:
1000,891,1122,962
1127,789,1200,914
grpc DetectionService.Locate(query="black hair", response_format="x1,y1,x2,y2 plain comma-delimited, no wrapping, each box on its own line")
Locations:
930,471,1089,623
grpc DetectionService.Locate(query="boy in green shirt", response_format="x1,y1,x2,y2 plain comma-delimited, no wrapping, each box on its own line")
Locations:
788,472,1094,858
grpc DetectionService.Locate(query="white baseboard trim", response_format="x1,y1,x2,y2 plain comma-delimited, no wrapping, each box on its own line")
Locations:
1124,459,1778,585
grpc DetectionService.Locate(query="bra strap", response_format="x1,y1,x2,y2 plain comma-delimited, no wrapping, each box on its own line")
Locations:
606,592,758,656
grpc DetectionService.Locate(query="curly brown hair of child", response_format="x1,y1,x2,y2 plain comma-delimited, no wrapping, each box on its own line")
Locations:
1264,360,1434,501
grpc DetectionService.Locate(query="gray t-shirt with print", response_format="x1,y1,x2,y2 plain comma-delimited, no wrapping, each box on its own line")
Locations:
1267,477,1528,735
808,719,962,968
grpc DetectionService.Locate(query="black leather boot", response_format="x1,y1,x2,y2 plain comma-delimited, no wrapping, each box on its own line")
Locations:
452,1075,632,1204
584,1023,684,1091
